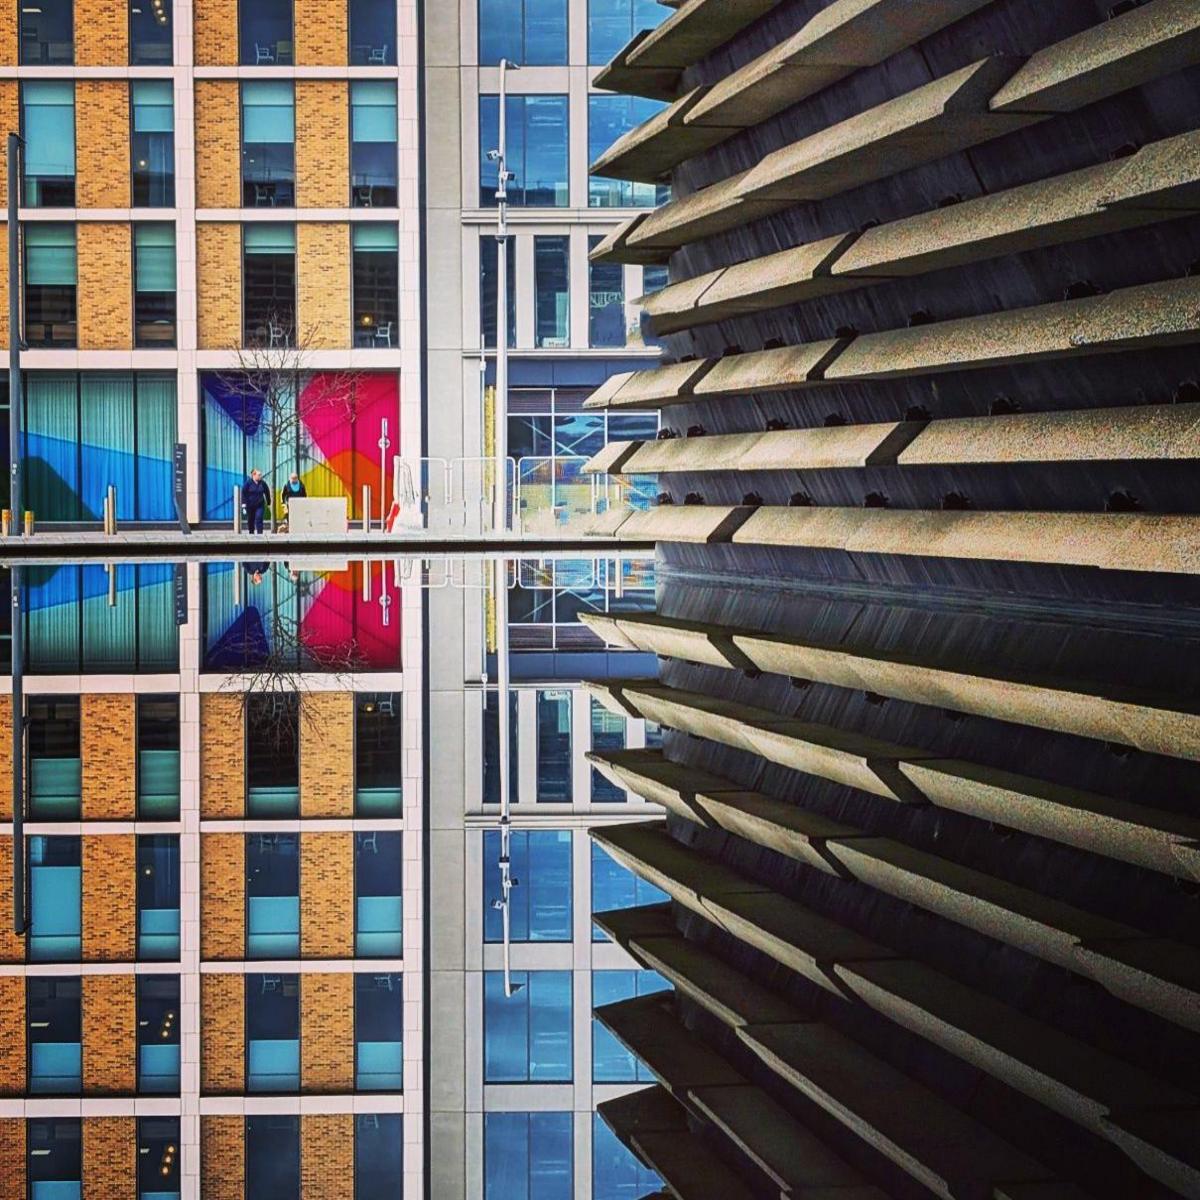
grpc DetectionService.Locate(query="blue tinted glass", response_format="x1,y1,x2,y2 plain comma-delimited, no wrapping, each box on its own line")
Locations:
137,836,181,961
589,236,626,348
349,0,396,64
536,690,572,802
30,836,81,961
590,698,627,801
483,829,572,943
524,0,568,64
588,96,668,207
137,976,181,1094
19,0,72,64
591,843,668,941
22,82,75,206
593,1112,662,1198
484,970,572,1082
593,970,669,1081
27,977,81,1094
355,1115,403,1198
479,0,520,64
131,0,173,63
239,0,293,65
534,236,570,348
27,1119,81,1194
588,0,667,65
485,1113,573,1200
480,0,566,65
356,832,403,957
480,95,568,207
246,1116,299,1197
356,973,403,1090
246,975,300,1092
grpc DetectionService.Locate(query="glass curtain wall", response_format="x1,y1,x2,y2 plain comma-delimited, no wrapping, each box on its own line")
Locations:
534,236,570,348
587,0,667,64
479,0,568,65
588,96,668,207
479,95,569,207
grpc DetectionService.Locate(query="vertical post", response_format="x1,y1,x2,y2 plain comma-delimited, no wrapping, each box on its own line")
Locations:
232,485,242,533
362,485,371,533
106,562,117,607
9,133,22,535
492,59,518,535
378,418,389,527
493,554,520,997
11,565,25,933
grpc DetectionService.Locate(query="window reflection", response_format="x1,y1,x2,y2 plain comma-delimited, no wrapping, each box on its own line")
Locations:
239,0,293,65
479,0,568,65
484,970,572,1082
19,0,73,64
592,969,670,1081
485,1112,573,1200
587,0,667,65
593,1112,662,1198
536,689,572,802
588,96,669,207
592,842,668,941
480,95,569,207
245,975,300,1092
130,0,173,64
483,829,572,942
246,1115,300,1197
132,81,176,205
350,0,397,64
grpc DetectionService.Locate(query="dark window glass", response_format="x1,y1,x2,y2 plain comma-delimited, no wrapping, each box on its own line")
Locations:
482,690,518,803
27,698,81,819
355,1115,403,1198
479,0,567,65
19,0,72,63
355,973,403,1091
137,836,180,962
24,223,77,347
135,223,177,348
483,970,571,1082
246,1115,300,1197
536,689,571,802
243,224,296,347
483,829,571,942
28,835,81,961
480,236,516,350
590,698,626,801
137,695,180,818
351,82,398,207
534,236,570,348
246,692,299,815
137,975,181,1093
591,842,668,941
245,975,300,1092
356,831,402,957
352,226,399,349
589,235,625,347
588,0,666,65
22,81,75,205
246,835,300,958
131,80,175,205
355,692,403,813
138,1118,182,1197
479,95,569,207
27,1120,82,1192
27,976,82,1094
239,0,293,64
588,96,668,207
349,0,396,64
593,1112,661,1198
130,0,173,63
484,1112,572,1200
242,81,295,207
593,970,670,1081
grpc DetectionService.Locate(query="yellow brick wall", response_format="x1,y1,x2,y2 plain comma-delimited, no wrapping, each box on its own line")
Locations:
301,833,354,958
0,6,15,65
202,1116,245,1200
194,81,242,209
294,0,347,65
0,84,18,208
300,692,355,816
295,82,349,207
0,1120,24,1196
194,0,240,66
0,838,23,965
82,974,136,1094
75,83,132,208
0,976,25,1095
74,0,129,64
77,223,134,350
301,1115,355,1199
83,1118,136,1199
297,223,350,349
81,694,137,820
197,224,244,350
201,692,245,817
82,834,136,961
301,973,355,1092
201,973,245,1093
201,833,245,960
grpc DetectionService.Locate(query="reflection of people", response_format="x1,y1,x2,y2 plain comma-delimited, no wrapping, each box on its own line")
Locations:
242,469,271,534
282,473,307,506
243,561,269,586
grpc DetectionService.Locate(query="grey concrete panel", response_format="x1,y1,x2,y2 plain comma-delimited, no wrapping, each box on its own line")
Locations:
626,0,785,70
1099,1109,1200,1200
607,505,756,543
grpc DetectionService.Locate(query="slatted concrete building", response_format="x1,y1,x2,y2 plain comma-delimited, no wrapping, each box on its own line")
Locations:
579,1,1200,1197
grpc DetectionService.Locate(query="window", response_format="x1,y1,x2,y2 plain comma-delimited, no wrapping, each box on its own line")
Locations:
593,970,670,1081
137,975,181,1094
246,835,300,958
134,224,177,347
479,0,567,65
139,1118,182,1200
27,1120,82,1198
246,975,300,1092
130,0,173,63
28,699,81,819
24,224,77,348
137,696,180,818
355,1115,403,1198
242,81,295,207
27,977,81,1094
588,0,667,65
534,236,570,348
246,693,300,815
480,236,516,350
536,689,572,802
131,80,175,206
353,225,400,349
19,0,72,63
351,82,398,207
482,690,518,804
484,970,571,1082
590,698,627,801
240,0,292,65
644,718,664,748
355,693,403,814
137,836,180,961
480,95,569,207
589,236,625,348
588,96,669,207
593,1113,662,1199
22,81,75,205
350,0,396,65
355,973,403,1090
483,829,571,942
485,1113,572,1200
591,842,668,941
356,831,403,957
244,224,296,346
246,1115,300,1198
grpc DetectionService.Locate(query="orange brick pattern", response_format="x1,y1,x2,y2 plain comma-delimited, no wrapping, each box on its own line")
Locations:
0,695,11,833
0,1120,24,1196
74,0,129,64
295,82,349,207
201,692,245,817
201,973,245,1093
82,974,136,1095
83,1118,136,1199
301,1114,355,1198
194,81,242,209
77,223,134,350
75,83,132,208
300,692,355,816
301,832,354,958
301,973,355,1092
0,84,17,208
197,223,244,350
295,0,347,65
194,0,239,66
82,834,136,961
201,1116,245,1200
81,694,137,820
298,223,351,349
0,838,22,964
0,976,25,1095
201,833,245,960
0,7,16,65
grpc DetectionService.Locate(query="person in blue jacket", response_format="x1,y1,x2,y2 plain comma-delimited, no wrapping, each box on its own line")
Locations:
242,468,271,534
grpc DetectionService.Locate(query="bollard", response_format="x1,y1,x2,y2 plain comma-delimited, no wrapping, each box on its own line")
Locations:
102,494,112,536
362,485,372,533
362,558,372,603
107,485,117,535
232,485,242,533
106,563,117,607
23,510,33,536
1,509,9,537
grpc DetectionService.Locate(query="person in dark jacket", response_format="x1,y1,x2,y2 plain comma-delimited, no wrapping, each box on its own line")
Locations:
282,472,307,511
242,469,271,534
